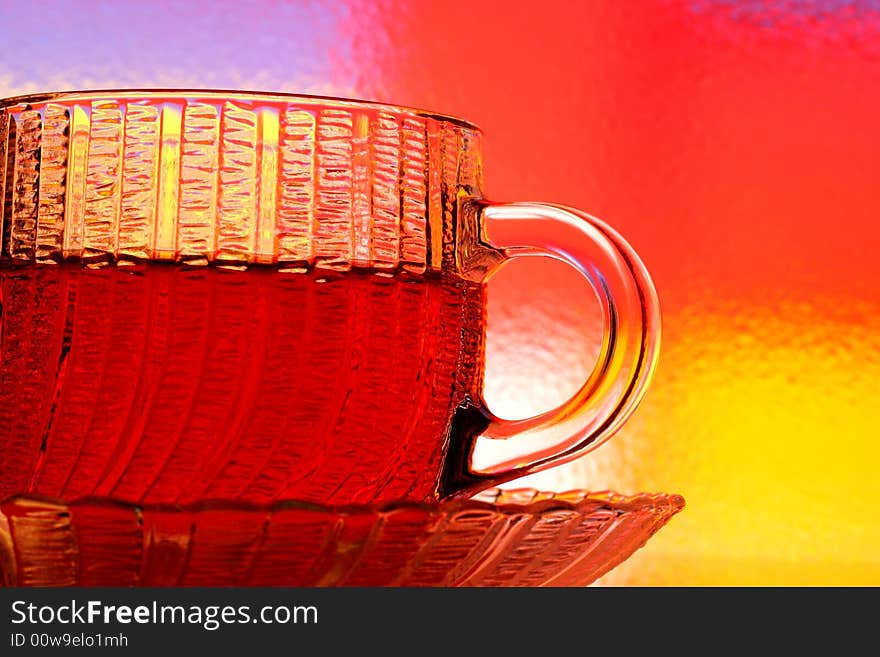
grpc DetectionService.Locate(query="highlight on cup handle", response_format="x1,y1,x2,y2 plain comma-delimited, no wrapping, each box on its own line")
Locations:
459,201,661,493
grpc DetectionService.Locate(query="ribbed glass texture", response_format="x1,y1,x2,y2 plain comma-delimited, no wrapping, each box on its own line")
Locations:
0,489,683,587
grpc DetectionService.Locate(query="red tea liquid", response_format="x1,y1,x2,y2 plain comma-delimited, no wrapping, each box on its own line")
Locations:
0,263,488,505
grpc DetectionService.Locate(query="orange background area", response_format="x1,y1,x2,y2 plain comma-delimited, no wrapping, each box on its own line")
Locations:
2,0,878,584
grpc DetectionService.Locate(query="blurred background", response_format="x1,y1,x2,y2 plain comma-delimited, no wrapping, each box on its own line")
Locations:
2,0,878,585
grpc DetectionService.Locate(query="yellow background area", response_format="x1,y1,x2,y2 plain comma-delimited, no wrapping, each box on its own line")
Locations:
486,259,880,586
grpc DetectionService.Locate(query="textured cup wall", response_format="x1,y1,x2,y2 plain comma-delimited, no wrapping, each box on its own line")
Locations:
0,92,482,272
1,0,878,584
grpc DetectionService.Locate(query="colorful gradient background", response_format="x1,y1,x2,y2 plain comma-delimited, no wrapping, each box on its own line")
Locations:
2,0,878,585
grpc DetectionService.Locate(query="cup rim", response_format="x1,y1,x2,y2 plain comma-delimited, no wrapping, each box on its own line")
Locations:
0,87,483,132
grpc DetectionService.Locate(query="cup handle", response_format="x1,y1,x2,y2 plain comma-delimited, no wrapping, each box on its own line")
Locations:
445,201,661,496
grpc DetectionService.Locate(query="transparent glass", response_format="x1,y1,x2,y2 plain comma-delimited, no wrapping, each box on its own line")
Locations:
0,489,683,587
0,90,660,505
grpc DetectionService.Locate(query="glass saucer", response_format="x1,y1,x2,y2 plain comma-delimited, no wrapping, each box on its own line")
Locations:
0,488,683,587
